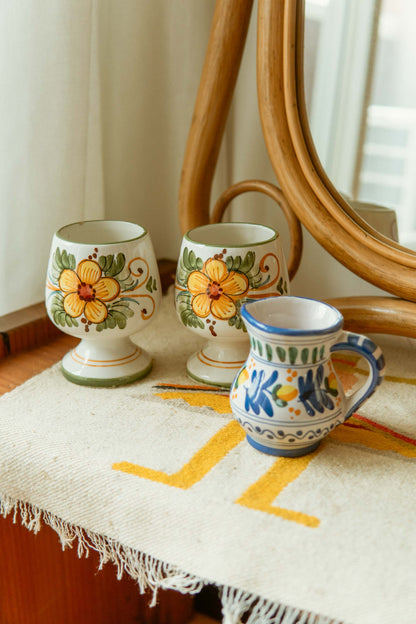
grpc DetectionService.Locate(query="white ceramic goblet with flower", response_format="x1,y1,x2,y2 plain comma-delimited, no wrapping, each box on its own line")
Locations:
45,220,161,386
175,222,289,388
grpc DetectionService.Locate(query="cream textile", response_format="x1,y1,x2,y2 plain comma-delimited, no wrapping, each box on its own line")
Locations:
1,293,416,623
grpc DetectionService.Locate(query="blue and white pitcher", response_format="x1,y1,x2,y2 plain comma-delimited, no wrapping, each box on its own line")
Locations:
230,296,385,457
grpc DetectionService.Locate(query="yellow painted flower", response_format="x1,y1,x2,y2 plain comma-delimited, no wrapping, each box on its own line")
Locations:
59,260,120,323
187,258,249,320
236,367,249,388
327,372,338,392
275,385,298,402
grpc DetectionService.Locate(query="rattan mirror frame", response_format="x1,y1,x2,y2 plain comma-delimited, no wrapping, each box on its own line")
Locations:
257,0,416,300
178,0,416,336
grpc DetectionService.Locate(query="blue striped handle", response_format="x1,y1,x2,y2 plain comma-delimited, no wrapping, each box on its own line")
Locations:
331,330,385,420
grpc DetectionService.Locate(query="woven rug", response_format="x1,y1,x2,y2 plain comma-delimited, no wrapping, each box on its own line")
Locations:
1,291,416,624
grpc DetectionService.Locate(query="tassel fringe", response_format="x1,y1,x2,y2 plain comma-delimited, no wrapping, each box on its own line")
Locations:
0,492,345,624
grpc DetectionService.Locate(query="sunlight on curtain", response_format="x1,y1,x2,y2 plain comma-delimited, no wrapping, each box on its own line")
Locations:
0,1,105,315
0,0,218,316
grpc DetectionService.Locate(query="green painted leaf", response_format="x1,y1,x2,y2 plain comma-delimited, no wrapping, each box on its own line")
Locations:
265,343,273,361
182,247,201,271
51,248,75,283
301,348,309,364
50,292,64,310
275,398,288,408
178,248,203,284
145,276,158,293
49,293,78,328
180,308,204,329
182,247,191,270
228,314,246,331
98,255,110,272
107,316,117,329
225,256,235,271
111,300,135,317
276,346,286,362
61,250,69,268
110,310,127,329
289,347,298,365
54,248,63,269
239,251,256,274
115,253,126,275
225,255,242,271
176,291,204,330
98,253,124,277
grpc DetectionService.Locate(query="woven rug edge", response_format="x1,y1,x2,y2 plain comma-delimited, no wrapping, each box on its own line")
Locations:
0,492,346,624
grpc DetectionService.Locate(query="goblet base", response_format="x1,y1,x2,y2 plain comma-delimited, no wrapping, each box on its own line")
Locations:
186,338,250,389
61,337,152,387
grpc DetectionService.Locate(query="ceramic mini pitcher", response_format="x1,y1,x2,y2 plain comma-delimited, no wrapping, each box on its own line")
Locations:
230,296,385,457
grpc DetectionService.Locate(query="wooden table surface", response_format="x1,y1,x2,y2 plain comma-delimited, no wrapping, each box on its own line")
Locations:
0,329,218,624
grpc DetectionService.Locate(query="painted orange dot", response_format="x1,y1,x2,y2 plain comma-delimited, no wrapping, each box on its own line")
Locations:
292,371,298,378
295,409,301,416
290,416,294,420
287,377,292,382
289,407,294,413
287,369,292,373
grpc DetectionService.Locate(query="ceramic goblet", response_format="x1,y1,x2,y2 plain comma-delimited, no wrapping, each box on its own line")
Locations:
175,222,289,388
45,220,161,386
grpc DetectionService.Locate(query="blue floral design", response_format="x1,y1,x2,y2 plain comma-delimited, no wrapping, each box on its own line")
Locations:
244,369,278,417
298,365,335,416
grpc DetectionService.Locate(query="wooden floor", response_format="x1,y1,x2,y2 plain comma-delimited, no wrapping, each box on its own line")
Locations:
0,333,77,394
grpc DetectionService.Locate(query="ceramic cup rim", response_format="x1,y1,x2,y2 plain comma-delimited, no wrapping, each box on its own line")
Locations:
242,295,344,336
184,222,278,248
56,220,147,246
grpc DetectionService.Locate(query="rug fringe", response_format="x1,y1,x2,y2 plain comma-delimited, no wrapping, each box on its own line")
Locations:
220,586,343,624
0,492,345,623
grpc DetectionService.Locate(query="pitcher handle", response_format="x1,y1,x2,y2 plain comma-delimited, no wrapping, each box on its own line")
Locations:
330,330,385,420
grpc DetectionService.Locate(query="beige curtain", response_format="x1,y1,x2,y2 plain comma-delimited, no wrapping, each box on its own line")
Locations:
0,0,385,317
0,0,219,315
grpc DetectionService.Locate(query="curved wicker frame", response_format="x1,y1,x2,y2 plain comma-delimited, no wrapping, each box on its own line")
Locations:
178,0,416,336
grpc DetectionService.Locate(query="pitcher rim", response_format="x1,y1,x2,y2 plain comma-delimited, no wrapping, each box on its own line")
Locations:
241,296,344,336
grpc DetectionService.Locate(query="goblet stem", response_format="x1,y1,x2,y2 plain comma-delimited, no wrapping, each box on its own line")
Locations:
186,336,250,388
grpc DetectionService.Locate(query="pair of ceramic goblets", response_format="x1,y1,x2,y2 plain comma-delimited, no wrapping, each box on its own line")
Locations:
45,220,161,386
